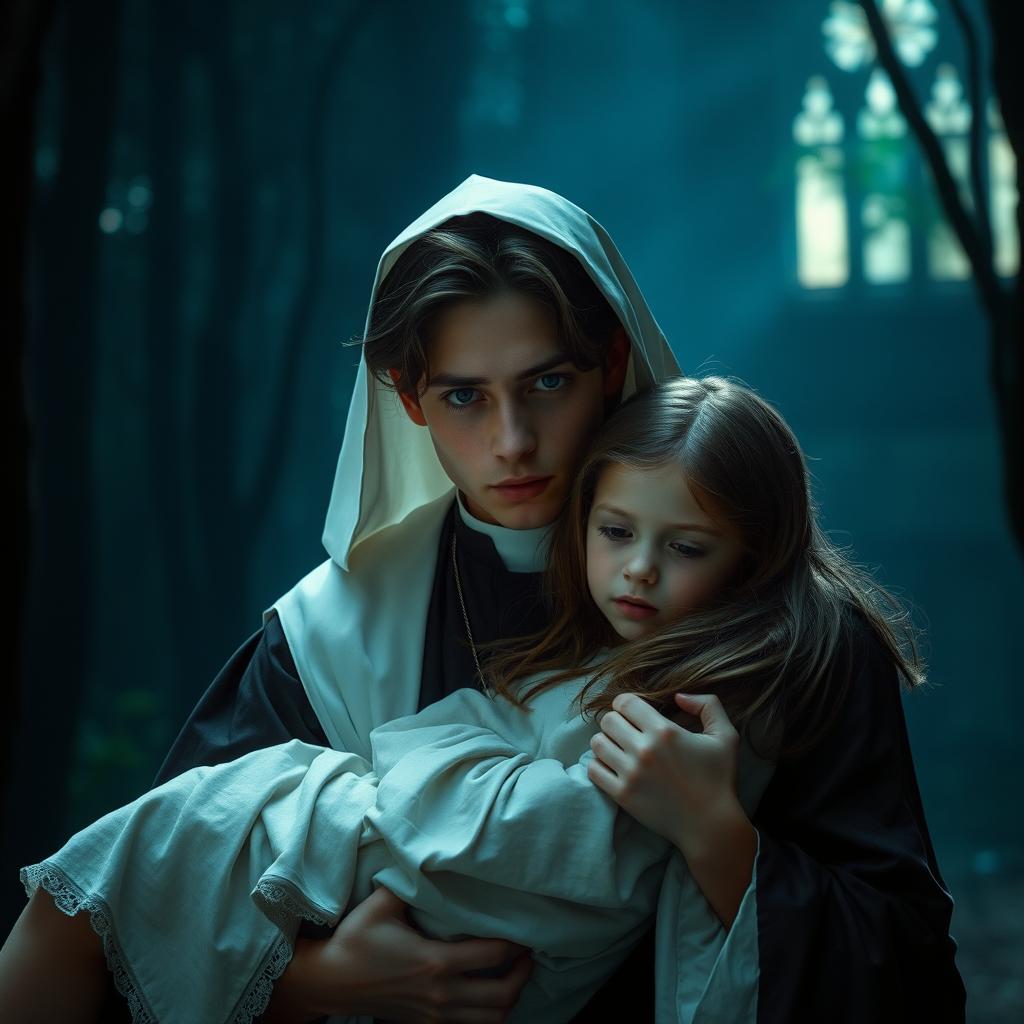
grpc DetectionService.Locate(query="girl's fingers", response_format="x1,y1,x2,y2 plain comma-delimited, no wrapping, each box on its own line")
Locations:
608,692,666,731
597,708,644,748
589,732,630,774
674,693,738,740
586,755,622,798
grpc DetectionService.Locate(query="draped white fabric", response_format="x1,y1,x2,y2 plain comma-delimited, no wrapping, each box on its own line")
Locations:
321,173,678,571
24,675,682,1023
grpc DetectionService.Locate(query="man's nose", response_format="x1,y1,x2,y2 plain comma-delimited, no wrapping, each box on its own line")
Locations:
492,404,537,462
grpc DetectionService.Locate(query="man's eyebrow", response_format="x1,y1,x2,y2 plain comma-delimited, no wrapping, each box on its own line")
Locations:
593,504,722,536
427,353,574,390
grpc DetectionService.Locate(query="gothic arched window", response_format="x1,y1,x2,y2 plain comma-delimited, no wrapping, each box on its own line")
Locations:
795,0,1018,290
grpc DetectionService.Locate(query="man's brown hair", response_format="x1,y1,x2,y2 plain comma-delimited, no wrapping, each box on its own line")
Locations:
360,212,623,395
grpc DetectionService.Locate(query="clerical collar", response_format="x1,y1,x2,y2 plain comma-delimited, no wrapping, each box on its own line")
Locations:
456,493,551,574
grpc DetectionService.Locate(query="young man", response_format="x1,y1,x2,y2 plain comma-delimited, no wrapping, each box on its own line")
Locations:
147,175,680,1023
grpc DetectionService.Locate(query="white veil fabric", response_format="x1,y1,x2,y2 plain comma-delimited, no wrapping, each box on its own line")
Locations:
271,174,680,758
323,173,679,568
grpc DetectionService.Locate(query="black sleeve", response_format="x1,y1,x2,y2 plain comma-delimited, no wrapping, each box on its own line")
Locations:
751,626,966,1024
152,613,330,787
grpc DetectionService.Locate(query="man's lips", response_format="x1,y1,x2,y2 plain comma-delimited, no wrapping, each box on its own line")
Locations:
490,476,553,500
613,596,658,620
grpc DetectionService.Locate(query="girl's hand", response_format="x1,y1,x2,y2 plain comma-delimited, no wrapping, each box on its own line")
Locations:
587,692,741,853
588,692,758,929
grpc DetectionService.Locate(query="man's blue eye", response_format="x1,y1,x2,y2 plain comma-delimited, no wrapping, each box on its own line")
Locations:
446,388,478,407
535,374,567,391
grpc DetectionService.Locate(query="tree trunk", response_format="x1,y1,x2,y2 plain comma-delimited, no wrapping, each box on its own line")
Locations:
984,0,1024,553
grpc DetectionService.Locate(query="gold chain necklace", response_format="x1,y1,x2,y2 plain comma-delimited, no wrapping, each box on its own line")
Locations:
451,532,484,685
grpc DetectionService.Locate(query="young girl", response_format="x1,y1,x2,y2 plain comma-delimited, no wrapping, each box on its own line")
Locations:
0,376,958,1024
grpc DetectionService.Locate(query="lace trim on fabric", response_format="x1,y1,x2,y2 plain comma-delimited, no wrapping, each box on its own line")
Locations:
231,932,295,1024
253,877,334,931
20,862,158,1024
19,863,317,1024
242,878,337,1024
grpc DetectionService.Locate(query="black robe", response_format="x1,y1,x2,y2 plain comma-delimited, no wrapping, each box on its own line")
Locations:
750,625,965,1022
101,504,961,1022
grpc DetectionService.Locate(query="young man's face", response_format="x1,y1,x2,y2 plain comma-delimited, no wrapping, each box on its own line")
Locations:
397,292,627,530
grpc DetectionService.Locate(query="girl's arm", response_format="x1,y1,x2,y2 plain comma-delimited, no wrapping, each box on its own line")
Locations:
589,626,966,1023
363,686,672,957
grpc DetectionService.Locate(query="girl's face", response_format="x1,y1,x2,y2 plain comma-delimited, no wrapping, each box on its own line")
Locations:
586,461,747,640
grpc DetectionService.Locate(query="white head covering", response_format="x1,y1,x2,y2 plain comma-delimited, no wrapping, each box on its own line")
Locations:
273,174,680,756
325,173,679,570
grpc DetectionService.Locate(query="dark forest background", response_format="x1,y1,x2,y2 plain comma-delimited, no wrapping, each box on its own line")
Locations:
2,1,1022,1020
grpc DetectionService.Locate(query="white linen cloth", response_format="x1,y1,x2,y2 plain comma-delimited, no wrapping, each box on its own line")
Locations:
22,673,694,1023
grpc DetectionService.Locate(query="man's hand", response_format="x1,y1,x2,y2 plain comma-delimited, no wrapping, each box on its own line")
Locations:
263,885,533,1024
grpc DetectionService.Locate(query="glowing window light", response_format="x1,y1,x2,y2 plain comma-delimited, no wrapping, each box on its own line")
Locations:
863,195,911,283
858,70,911,283
924,64,971,280
823,0,938,73
794,78,849,289
799,0,1016,291
858,69,907,140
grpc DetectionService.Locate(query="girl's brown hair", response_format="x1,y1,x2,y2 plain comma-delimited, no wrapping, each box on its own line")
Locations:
484,376,924,759
360,212,622,396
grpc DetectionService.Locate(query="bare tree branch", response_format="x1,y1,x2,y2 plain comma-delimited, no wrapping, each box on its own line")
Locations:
981,0,1023,555
859,0,1005,319
949,0,993,257
861,1,1021,554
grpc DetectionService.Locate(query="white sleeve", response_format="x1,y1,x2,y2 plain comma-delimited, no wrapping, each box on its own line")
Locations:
654,837,760,1024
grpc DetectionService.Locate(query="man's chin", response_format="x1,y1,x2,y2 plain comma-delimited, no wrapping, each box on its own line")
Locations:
472,495,561,531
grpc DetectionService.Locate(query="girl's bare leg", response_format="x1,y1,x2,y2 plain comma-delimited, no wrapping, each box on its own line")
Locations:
0,887,108,1023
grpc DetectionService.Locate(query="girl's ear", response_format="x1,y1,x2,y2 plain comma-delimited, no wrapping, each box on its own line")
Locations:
603,328,631,399
388,368,429,426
